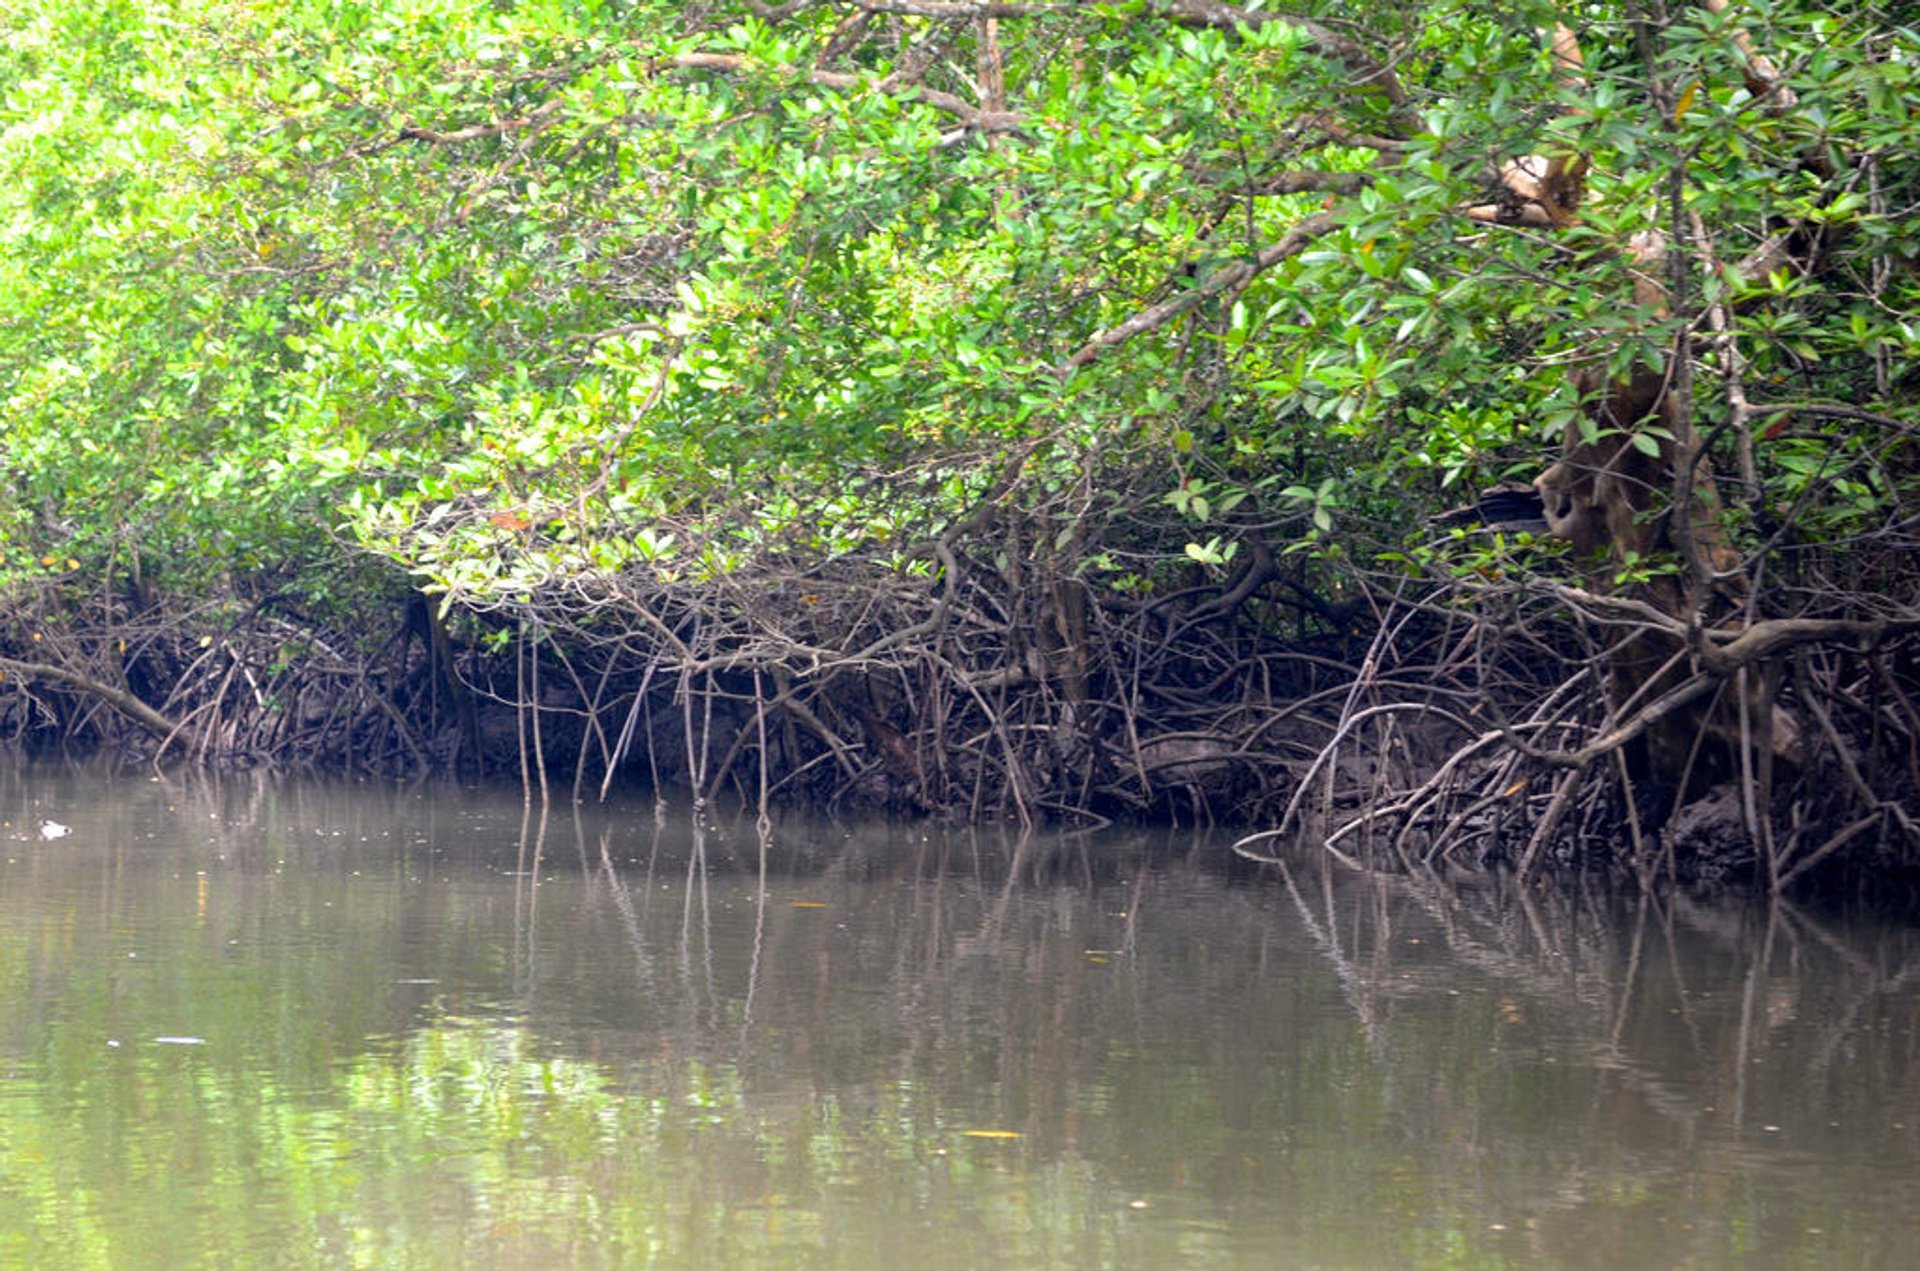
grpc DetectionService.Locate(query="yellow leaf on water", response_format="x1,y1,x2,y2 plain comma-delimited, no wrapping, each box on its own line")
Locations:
961,1130,1022,1139
791,901,827,908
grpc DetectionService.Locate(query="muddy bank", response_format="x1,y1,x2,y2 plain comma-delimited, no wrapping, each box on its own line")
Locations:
3,554,1915,898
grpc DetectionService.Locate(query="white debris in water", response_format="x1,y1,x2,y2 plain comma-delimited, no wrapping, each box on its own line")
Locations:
38,820,71,839
153,1036,207,1046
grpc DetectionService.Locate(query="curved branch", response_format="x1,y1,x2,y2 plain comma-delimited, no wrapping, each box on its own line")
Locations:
0,656,177,738
1700,616,1920,675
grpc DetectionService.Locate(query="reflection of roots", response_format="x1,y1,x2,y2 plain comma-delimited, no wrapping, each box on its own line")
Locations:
1273,846,1920,1260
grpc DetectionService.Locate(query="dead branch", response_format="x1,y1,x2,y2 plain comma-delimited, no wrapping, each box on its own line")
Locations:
0,655,176,738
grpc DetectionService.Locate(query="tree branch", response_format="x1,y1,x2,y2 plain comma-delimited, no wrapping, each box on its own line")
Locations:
662,53,1023,133
0,657,177,738
399,96,566,145
1059,212,1337,374
849,1,1066,15
1146,0,1412,120
1699,616,1920,675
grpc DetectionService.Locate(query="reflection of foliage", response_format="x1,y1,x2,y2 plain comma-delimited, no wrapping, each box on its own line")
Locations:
0,1017,639,1267
0,777,1916,1266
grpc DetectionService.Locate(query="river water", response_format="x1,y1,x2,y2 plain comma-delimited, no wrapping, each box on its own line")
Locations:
0,765,1914,1268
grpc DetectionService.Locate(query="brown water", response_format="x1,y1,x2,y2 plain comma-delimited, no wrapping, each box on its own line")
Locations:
0,765,1915,1268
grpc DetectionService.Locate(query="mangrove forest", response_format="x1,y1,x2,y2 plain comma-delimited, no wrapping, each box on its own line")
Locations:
1,0,1917,893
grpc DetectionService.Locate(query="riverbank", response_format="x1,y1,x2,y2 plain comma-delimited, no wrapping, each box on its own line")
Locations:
4,541,1915,899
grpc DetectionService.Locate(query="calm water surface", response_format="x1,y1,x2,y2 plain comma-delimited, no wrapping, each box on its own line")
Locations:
0,765,1915,1268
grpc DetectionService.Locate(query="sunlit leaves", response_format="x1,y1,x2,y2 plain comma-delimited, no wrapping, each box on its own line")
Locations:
0,0,1911,607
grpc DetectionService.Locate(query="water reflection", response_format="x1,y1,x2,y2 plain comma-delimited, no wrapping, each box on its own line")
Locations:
0,765,1914,1267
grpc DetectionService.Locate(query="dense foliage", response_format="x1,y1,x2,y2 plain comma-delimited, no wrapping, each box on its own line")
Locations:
0,0,1915,886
